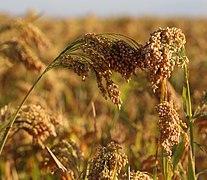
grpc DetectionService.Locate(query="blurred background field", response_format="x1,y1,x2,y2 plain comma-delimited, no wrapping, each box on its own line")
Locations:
0,3,207,179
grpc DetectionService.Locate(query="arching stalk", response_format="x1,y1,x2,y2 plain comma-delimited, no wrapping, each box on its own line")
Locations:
0,62,54,155
0,37,84,155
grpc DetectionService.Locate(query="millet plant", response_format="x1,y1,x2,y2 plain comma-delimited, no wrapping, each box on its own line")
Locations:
0,19,207,179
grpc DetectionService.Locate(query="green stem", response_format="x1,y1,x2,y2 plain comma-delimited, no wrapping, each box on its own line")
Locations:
162,150,167,180
0,68,48,155
183,63,196,179
153,138,159,180
160,79,167,180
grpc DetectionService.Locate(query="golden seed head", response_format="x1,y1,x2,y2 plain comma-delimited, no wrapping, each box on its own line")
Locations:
1,19,51,51
0,40,44,72
87,142,128,180
142,27,188,91
129,171,153,180
15,104,60,148
42,140,84,178
156,101,182,160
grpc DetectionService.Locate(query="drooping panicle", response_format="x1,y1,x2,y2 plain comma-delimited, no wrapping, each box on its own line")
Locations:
50,33,143,109
81,33,142,80
105,75,122,110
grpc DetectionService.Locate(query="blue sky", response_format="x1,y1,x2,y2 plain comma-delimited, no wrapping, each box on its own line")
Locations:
0,0,207,18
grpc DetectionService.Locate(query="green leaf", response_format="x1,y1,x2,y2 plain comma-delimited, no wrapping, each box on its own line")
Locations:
182,85,187,116
172,140,185,171
153,166,158,180
182,63,192,120
193,112,207,119
187,155,196,180
194,142,207,153
162,150,172,180
31,158,41,180
193,91,207,116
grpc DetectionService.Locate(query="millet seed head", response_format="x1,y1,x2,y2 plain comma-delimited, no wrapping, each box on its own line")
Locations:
142,27,189,91
15,104,60,148
156,101,183,160
129,171,153,180
87,142,128,180
42,140,84,178
0,40,44,72
54,33,143,109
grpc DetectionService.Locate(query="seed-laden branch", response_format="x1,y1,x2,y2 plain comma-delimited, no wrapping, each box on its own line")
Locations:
141,27,190,179
0,28,191,180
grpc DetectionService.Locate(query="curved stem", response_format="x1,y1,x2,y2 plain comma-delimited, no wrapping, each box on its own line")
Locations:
0,37,83,155
0,68,48,155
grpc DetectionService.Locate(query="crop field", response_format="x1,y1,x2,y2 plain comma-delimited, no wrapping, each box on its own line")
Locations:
0,13,207,179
